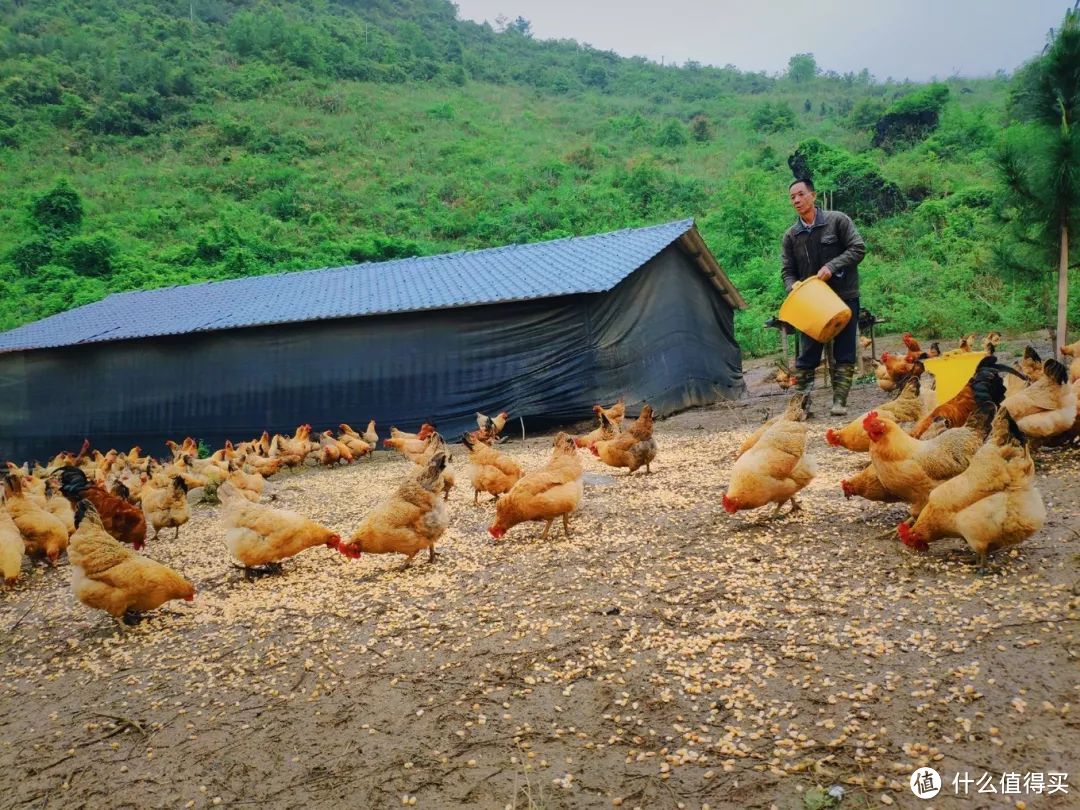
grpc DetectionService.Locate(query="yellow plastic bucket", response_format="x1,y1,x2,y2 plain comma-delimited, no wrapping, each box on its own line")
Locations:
778,278,852,343
922,350,987,407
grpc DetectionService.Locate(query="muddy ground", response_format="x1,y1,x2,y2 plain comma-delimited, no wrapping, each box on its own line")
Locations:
1,381,1077,810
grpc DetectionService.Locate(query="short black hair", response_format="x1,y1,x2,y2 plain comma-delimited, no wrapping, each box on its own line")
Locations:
789,177,814,192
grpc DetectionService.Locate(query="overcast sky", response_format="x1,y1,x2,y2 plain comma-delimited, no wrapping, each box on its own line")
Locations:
452,0,1066,81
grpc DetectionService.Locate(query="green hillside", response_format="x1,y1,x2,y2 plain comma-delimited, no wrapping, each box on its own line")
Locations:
0,0,1075,354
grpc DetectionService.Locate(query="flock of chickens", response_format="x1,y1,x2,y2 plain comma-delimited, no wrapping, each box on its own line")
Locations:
1,331,1076,626
746,333,1080,572
0,402,658,626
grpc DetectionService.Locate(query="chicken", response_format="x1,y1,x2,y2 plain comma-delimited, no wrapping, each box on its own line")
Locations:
270,425,315,466
338,452,450,568
901,332,921,354
1062,337,1080,382
0,507,24,585
336,425,373,459
384,424,436,456
390,423,435,441
826,376,923,451
313,431,342,466
43,479,76,536
476,411,511,437
775,366,797,390
983,331,1002,355
897,409,1045,572
737,395,810,459
1003,358,1077,442
574,415,618,449
840,462,902,504
140,474,191,541
590,405,658,475
488,433,583,541
864,404,993,517
462,432,523,504
362,420,379,447
910,356,1025,438
723,394,815,515
56,466,148,550
225,464,265,503
879,351,924,386
218,481,341,575
592,398,626,428
958,333,978,352
239,453,285,478
859,335,873,350
68,501,194,624
2,473,69,564
926,342,941,358
873,360,896,392
407,432,455,498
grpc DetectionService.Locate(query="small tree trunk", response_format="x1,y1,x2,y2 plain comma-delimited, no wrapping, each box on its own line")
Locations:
1058,219,1070,357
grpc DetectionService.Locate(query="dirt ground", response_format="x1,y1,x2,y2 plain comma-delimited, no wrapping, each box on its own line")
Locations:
1,383,1078,810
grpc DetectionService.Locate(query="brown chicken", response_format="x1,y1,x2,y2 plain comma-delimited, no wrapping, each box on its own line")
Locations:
1062,337,1080,382
910,356,1024,438
592,398,626,428
723,394,815,515
775,366,797,390
338,452,450,568
0,507,25,585
218,482,341,575
1003,358,1077,441
463,433,523,504
141,474,191,540
224,464,266,503
840,462,902,504
3,473,69,564
477,411,511,438
901,332,921,354
737,395,809,459
864,404,992,516
362,419,379,447
590,405,658,474
898,409,1045,572
574,415,618,449
69,501,194,624
879,351,924,386
43,479,76,536
488,433,583,541
826,376,923,451
336,426,373,459
57,466,148,550
384,424,436,455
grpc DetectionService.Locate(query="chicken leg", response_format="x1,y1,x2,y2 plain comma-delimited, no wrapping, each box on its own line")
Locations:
428,546,438,563
540,519,554,540
562,513,572,537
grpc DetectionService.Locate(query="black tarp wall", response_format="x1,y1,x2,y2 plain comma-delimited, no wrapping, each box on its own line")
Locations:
0,245,743,462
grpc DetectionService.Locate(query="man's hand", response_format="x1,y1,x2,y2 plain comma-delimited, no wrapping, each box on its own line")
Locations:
816,266,833,281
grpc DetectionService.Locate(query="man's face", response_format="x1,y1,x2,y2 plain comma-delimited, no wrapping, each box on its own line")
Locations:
789,182,816,219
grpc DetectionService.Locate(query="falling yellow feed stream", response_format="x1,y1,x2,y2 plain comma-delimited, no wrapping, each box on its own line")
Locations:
922,350,987,407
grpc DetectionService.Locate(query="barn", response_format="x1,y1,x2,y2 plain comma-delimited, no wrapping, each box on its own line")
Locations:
0,219,746,462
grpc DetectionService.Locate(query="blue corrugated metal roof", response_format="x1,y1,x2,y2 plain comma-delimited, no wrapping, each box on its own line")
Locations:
0,219,730,354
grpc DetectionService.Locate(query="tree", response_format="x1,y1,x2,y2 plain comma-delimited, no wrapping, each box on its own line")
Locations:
998,9,1080,355
787,53,817,83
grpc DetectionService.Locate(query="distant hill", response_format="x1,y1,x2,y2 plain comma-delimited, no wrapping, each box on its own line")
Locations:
0,0,1072,353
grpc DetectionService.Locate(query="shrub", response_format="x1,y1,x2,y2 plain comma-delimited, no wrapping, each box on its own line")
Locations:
32,181,83,236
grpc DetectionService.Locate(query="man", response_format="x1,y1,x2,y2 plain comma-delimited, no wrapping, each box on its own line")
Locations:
781,178,866,416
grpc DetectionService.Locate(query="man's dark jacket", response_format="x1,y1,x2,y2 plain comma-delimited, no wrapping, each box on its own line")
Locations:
781,207,865,300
